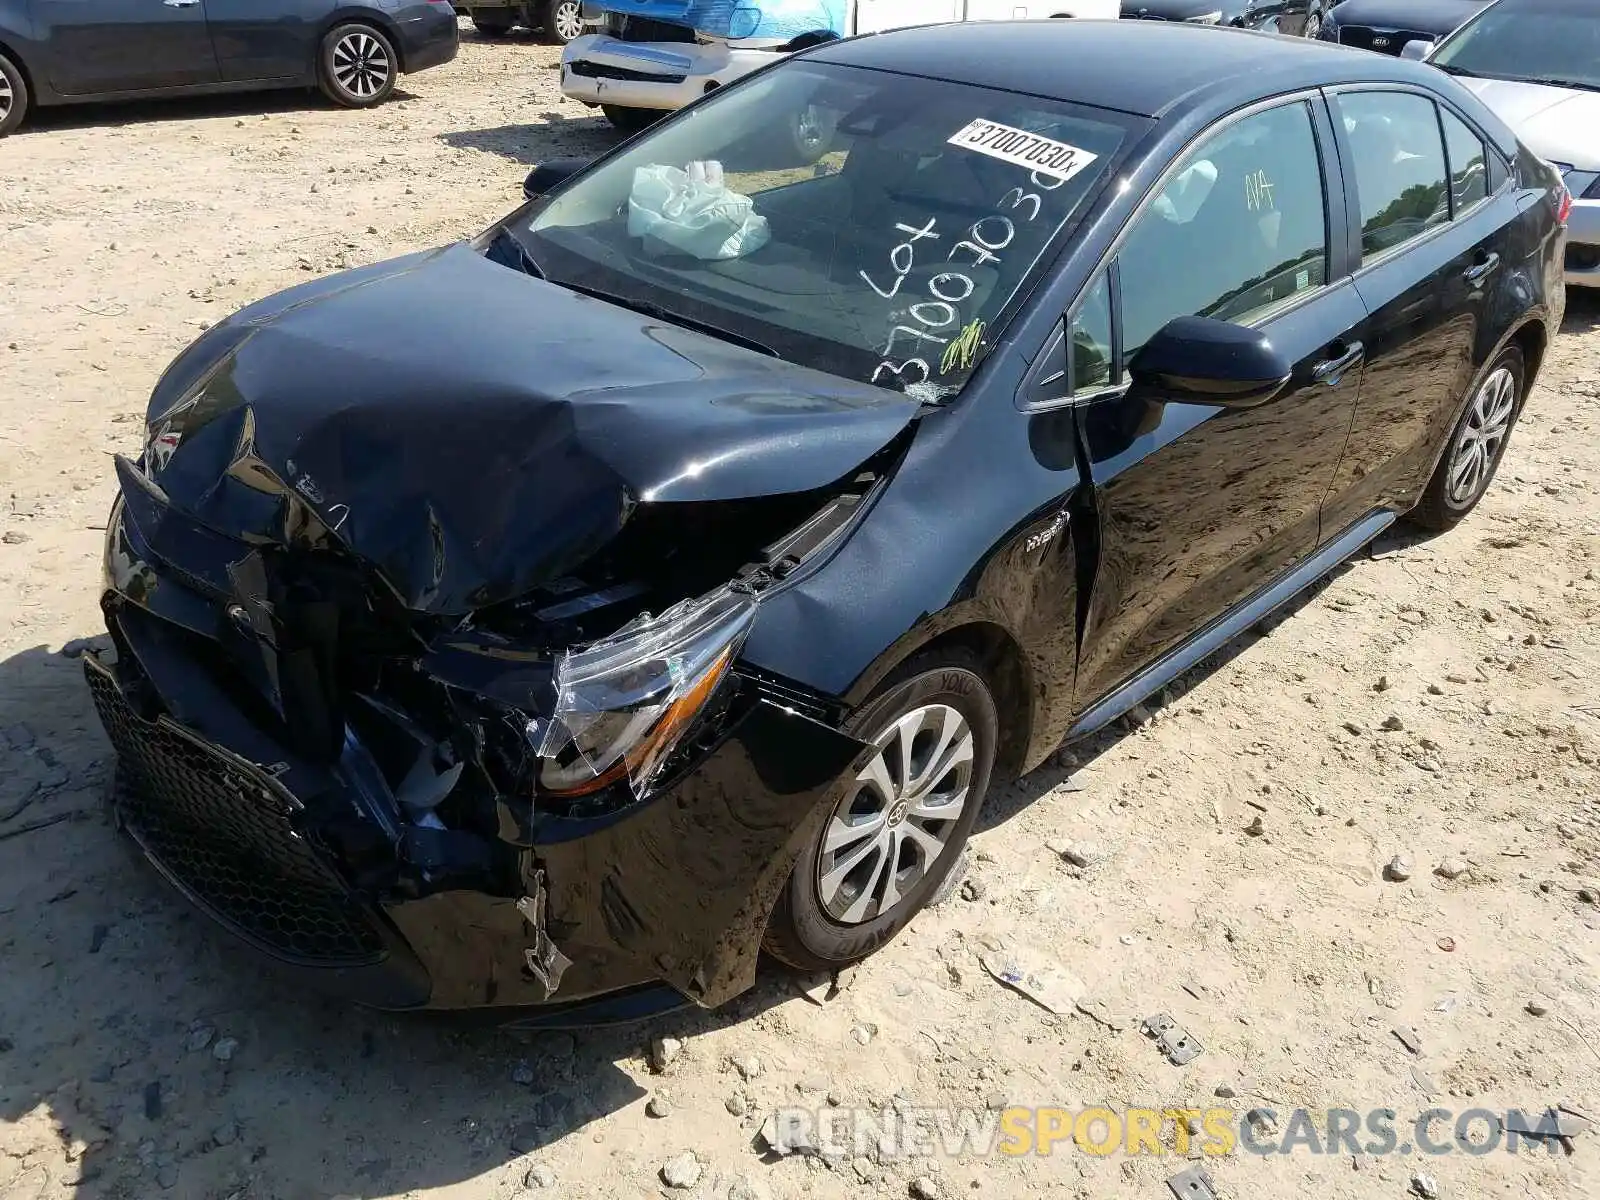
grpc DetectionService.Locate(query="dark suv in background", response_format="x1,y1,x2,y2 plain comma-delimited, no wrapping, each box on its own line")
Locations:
1319,0,1489,53
0,0,459,136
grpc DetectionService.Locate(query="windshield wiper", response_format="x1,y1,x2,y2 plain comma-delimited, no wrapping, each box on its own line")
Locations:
485,226,546,278
1515,75,1600,94
557,280,779,358
1436,64,1481,78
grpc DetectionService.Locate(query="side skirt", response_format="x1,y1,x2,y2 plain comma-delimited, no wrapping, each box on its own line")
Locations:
1066,509,1396,740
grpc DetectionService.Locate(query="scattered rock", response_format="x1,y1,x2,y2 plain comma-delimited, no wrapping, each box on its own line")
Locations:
1244,815,1265,837
851,1024,878,1046
1126,703,1153,729
1,531,29,545
647,1093,672,1119
185,1025,215,1053
1342,720,1366,736
509,1121,542,1154
661,1150,703,1189
1246,1108,1278,1136
1374,675,1391,692
1411,1170,1441,1198
211,1037,239,1062
1526,1000,1549,1017
1384,855,1414,882
61,637,101,658
1392,1025,1422,1055
959,876,987,901
2,723,34,750
909,1177,942,1200
729,1053,762,1081
1434,858,1469,881
1437,936,1457,953
1427,683,1445,695
1061,841,1105,868
1381,714,1406,731
524,1162,557,1188
650,1036,685,1073
212,1121,240,1147
1214,1083,1238,1099
156,1161,179,1189
1578,888,1598,905
512,1062,535,1086
725,1093,750,1117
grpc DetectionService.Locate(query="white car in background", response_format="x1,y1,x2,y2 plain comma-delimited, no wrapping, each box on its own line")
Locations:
1420,0,1599,286
563,1,1120,134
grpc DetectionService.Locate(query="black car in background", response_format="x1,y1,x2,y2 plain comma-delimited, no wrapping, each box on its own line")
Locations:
1319,0,1489,53
0,0,459,136
1122,0,1328,39
87,22,1566,1018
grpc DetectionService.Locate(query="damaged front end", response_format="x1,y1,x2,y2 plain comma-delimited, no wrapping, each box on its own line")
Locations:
90,258,914,1012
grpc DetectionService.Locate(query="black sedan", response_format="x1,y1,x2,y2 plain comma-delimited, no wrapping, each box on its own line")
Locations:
0,0,459,137
1318,0,1490,53
87,20,1566,1018
1122,0,1327,39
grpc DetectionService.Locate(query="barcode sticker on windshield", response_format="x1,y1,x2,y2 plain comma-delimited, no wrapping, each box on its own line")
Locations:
947,119,1098,183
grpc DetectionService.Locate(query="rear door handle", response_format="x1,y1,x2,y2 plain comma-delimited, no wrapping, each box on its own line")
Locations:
163,0,201,7
1463,252,1501,285
1312,341,1364,386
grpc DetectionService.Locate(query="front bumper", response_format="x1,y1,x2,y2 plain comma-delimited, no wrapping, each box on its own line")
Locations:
89,486,866,1014
1565,198,1600,288
396,2,462,74
560,33,777,111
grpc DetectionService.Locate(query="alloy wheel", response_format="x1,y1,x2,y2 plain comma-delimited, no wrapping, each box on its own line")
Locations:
1446,366,1516,506
0,73,12,124
551,0,584,41
816,703,974,925
1303,11,1321,38
332,32,391,100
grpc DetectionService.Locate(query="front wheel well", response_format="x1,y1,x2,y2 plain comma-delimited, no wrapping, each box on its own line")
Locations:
881,622,1033,780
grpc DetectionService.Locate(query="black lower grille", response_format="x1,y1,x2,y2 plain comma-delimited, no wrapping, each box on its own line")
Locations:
568,59,686,83
87,659,387,965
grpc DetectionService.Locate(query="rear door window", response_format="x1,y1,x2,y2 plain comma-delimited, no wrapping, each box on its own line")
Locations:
1335,91,1450,262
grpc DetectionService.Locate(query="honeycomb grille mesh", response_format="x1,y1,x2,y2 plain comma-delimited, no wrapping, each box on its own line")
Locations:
87,662,386,965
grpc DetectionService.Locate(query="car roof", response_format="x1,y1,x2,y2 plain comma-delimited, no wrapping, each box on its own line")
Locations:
809,20,1447,119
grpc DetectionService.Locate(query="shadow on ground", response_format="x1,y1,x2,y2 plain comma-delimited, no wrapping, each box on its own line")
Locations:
440,113,618,166
15,88,428,137
1562,287,1600,337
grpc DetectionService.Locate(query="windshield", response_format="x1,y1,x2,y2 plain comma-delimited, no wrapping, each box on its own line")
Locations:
1432,0,1600,91
516,62,1139,399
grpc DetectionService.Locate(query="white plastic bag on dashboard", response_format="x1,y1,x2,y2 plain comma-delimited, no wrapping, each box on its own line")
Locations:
627,161,771,261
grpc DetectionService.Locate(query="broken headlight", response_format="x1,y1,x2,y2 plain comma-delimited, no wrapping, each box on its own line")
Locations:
536,587,756,799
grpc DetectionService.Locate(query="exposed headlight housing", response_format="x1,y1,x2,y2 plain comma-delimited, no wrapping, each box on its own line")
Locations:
1187,10,1224,23
536,587,756,799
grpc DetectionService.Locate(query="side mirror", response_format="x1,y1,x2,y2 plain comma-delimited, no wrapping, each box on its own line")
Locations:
1128,316,1293,408
1400,38,1433,61
523,157,593,201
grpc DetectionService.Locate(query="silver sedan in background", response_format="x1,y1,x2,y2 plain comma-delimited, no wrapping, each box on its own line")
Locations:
1420,0,1600,286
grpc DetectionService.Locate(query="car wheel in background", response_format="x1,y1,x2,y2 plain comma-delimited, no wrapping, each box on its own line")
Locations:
540,0,584,43
318,23,399,108
471,9,518,35
1411,345,1524,531
764,650,998,971
0,52,27,137
601,103,666,134
1303,6,1324,38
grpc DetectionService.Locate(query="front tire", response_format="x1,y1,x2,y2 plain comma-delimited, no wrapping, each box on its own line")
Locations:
540,0,584,44
1302,5,1324,38
601,103,666,135
1411,344,1524,531
0,51,28,137
318,23,398,108
471,9,517,35
764,650,999,972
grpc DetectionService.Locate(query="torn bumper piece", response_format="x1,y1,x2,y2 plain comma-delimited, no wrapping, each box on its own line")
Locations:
88,500,867,1011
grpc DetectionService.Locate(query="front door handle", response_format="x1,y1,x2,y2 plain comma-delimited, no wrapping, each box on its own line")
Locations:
1312,341,1364,386
1463,252,1501,286
163,0,201,7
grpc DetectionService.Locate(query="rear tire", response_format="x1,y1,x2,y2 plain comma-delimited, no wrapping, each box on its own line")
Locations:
540,0,584,44
0,51,27,137
764,650,999,972
1410,344,1524,531
472,10,517,35
318,23,398,108
602,103,666,135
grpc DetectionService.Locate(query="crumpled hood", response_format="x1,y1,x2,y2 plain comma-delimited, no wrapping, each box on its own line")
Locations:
141,242,917,615
1458,78,1600,171
1327,0,1486,36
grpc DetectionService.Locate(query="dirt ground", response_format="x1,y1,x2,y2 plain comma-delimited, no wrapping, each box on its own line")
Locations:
2,25,1599,1200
